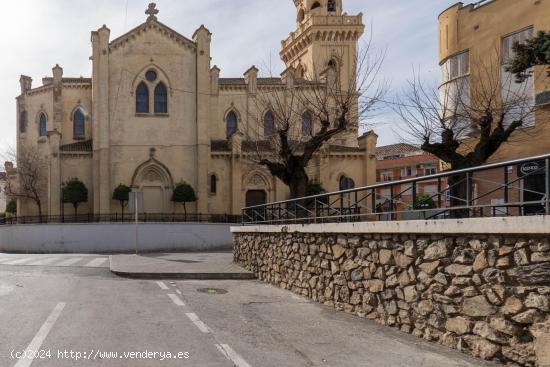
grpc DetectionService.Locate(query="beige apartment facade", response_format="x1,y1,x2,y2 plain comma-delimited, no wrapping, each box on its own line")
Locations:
439,0,550,214
14,1,376,217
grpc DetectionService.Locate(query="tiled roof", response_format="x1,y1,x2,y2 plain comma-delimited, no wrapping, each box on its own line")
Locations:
211,140,365,154
376,143,423,160
329,145,365,153
42,77,92,84
219,77,283,86
60,140,93,152
242,140,273,151
210,140,230,152
219,78,246,85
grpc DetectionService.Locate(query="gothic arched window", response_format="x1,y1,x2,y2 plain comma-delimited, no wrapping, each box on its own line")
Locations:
226,111,238,137
302,111,312,136
210,174,217,194
264,111,275,137
136,82,149,113
154,82,168,113
339,176,355,191
73,108,85,139
311,2,321,10
328,0,336,12
38,113,47,137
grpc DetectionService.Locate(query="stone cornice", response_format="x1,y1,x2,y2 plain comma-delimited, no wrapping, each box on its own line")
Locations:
280,14,364,63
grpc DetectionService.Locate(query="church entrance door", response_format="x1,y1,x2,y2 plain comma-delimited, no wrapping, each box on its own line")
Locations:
143,186,163,213
246,190,267,207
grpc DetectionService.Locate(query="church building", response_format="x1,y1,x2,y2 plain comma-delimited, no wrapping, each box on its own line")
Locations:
14,0,376,217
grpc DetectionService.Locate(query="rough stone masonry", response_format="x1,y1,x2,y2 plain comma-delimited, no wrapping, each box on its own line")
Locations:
234,231,550,366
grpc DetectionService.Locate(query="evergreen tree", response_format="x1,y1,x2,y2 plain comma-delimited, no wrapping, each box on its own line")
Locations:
112,184,132,217
6,200,17,215
171,182,197,216
62,178,88,217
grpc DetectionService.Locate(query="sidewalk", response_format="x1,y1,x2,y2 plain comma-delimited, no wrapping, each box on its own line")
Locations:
110,252,255,279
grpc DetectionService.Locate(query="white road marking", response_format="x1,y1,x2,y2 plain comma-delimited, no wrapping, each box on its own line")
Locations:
26,257,59,266
0,283,15,296
84,258,108,267
185,313,211,333
14,302,66,367
156,281,169,290
215,344,252,367
1,257,37,266
56,257,84,267
167,293,185,306
176,289,182,295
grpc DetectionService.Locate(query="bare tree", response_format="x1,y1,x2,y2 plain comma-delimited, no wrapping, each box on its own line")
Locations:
3,145,47,219
244,41,386,199
394,53,543,215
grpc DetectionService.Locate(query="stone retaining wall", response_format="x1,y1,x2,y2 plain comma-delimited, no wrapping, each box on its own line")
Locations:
233,226,550,366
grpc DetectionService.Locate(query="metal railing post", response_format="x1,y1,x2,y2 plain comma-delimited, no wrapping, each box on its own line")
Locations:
412,182,417,211
546,158,550,215
504,166,509,205
437,177,442,208
466,172,472,217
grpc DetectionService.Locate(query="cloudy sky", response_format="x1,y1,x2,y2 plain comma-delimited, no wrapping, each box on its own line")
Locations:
0,0,446,154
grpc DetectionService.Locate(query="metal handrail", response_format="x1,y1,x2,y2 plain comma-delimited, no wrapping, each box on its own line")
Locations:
242,153,550,224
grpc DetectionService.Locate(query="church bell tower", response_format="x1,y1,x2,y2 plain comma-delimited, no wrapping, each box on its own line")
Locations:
280,0,364,84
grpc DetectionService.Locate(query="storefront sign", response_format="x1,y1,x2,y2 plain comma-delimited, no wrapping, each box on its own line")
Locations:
517,160,546,177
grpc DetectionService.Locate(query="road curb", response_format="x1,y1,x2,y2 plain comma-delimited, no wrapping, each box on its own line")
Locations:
109,269,256,280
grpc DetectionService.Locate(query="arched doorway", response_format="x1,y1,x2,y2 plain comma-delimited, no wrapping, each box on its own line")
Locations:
131,151,174,214
243,170,271,208
246,190,267,207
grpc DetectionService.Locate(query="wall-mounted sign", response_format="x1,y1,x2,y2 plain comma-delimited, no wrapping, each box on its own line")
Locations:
517,160,546,177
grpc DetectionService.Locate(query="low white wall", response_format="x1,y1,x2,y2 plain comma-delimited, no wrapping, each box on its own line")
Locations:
0,223,233,253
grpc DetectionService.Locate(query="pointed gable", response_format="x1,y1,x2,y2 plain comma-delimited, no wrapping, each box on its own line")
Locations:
109,19,196,53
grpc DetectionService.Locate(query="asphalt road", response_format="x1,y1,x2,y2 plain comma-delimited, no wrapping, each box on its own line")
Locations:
0,254,499,367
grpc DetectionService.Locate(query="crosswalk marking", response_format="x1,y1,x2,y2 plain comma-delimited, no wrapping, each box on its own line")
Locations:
84,258,108,267
26,258,59,266
1,257,38,265
0,256,109,268
56,257,84,267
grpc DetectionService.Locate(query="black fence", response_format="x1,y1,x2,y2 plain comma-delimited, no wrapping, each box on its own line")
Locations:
243,154,550,225
1,213,242,225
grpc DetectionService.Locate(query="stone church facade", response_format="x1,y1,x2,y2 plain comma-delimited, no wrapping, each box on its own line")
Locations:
15,0,376,217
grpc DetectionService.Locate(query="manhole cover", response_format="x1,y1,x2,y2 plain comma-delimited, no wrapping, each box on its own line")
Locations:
197,288,228,295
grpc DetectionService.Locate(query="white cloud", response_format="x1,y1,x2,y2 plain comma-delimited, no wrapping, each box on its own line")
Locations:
0,0,444,153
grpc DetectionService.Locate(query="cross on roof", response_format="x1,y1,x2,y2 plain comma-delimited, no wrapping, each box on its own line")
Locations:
145,3,159,21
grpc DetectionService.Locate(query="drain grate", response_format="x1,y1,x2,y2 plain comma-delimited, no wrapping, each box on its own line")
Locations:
197,288,228,295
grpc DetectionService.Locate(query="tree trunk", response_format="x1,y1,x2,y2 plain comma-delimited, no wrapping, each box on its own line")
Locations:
74,204,78,221
121,201,124,222
448,173,471,219
288,169,309,222
36,201,43,223
289,169,309,199
183,203,187,220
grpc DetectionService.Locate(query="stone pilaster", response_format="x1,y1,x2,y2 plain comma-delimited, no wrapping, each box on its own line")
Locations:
91,25,111,214
230,132,243,215
193,25,212,214
47,130,62,216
